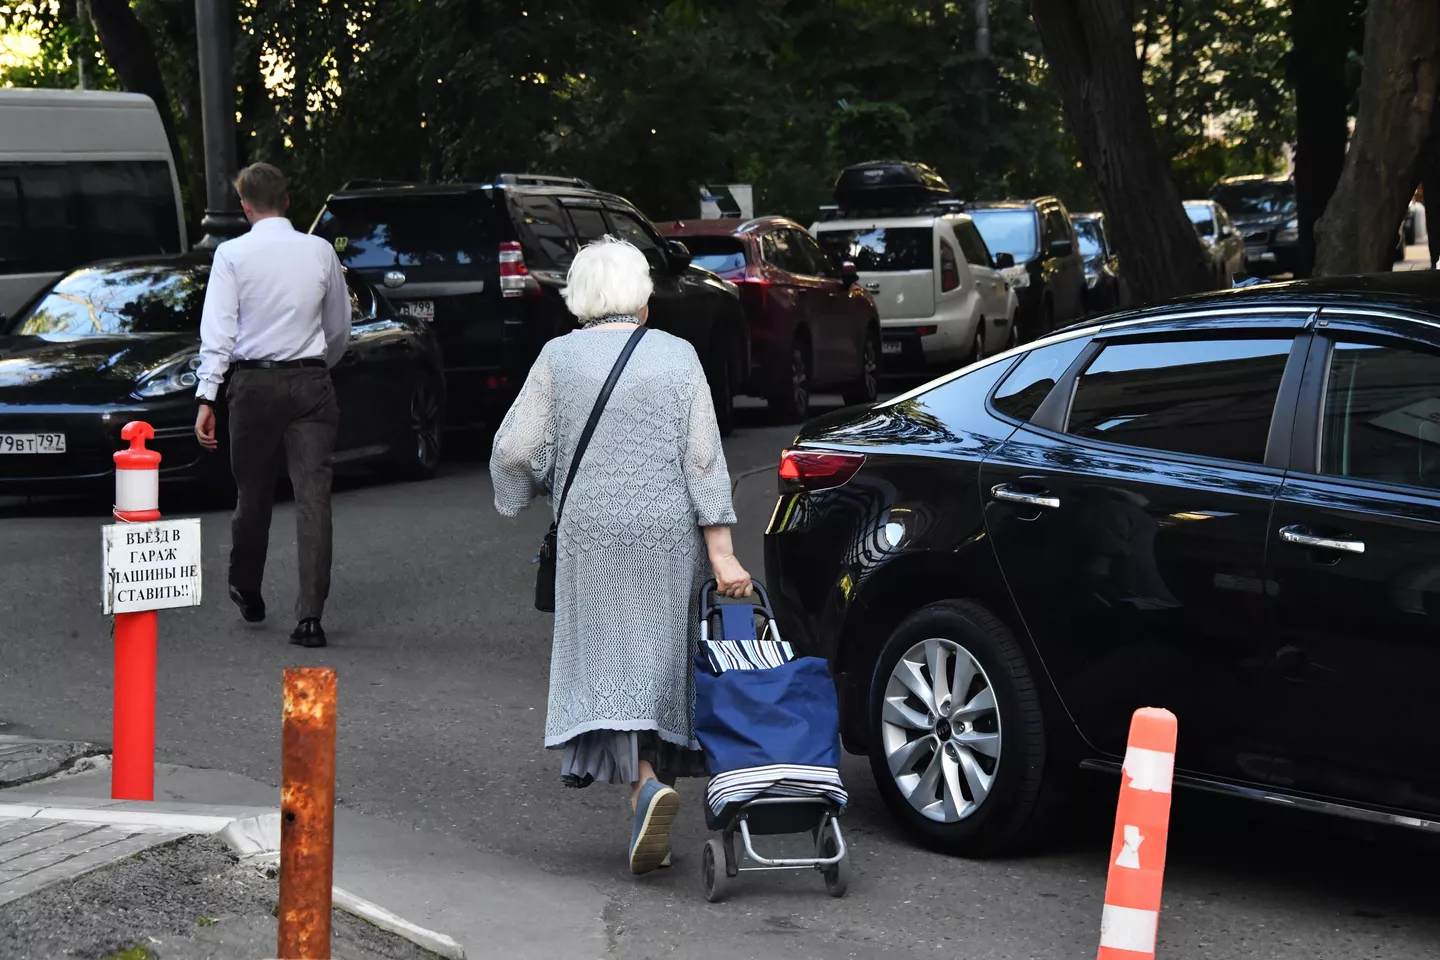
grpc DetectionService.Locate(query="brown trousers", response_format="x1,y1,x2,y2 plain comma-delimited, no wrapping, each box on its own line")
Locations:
226,367,340,621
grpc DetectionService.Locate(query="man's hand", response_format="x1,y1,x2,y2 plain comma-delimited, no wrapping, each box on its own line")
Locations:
195,405,218,451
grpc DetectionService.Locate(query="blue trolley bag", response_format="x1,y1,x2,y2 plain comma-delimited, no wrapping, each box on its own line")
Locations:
694,654,843,774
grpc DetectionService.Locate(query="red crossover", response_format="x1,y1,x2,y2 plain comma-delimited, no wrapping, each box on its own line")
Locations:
661,218,881,421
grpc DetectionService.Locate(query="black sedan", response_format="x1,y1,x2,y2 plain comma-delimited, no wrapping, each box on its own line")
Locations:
766,272,1440,857
0,254,445,495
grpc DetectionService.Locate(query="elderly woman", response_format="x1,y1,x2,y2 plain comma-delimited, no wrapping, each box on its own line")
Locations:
490,236,753,875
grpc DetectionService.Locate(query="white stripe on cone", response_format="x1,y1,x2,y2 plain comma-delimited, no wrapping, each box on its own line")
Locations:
1121,746,1175,793
1099,904,1160,953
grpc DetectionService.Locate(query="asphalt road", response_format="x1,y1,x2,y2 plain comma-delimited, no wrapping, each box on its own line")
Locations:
1,392,1438,959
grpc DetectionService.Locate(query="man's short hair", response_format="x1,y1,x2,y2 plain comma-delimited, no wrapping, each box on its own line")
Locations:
234,163,288,212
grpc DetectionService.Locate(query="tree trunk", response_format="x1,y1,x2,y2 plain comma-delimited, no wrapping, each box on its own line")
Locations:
1423,110,1440,268
1031,0,1213,304
1288,0,1356,278
85,0,186,190
1313,0,1440,276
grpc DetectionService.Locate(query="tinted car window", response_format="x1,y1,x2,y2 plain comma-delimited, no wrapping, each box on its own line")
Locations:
0,161,182,274
761,230,804,274
1185,204,1216,237
517,196,577,267
968,209,1039,263
1044,208,1072,248
1067,337,1294,464
1074,219,1104,258
813,227,931,272
1211,182,1296,218
566,206,609,244
1321,340,1440,492
788,228,835,277
992,335,1091,421
8,263,208,337
682,236,747,275
607,210,666,270
955,221,993,268
315,195,493,268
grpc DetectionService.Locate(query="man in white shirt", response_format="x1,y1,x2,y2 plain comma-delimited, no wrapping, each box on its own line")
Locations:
194,163,351,648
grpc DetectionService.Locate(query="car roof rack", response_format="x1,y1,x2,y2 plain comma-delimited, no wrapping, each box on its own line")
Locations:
493,173,595,190
815,198,966,223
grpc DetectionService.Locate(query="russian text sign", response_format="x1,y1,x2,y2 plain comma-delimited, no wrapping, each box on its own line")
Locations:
102,518,203,615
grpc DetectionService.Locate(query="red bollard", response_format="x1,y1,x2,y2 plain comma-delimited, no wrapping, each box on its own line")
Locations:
1097,707,1178,960
111,422,161,801
278,667,338,960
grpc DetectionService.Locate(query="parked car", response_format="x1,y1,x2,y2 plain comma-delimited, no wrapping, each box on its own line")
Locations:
1184,199,1246,287
309,174,750,435
966,198,1087,342
765,271,1440,857
1210,175,1297,277
0,253,445,494
1069,212,1123,315
658,217,880,421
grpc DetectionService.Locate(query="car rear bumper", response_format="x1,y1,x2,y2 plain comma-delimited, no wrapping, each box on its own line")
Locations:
879,314,972,368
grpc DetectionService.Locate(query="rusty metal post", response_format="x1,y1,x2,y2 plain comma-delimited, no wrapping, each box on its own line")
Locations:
278,668,337,960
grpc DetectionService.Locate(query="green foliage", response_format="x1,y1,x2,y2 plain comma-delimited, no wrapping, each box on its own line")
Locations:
104,947,151,960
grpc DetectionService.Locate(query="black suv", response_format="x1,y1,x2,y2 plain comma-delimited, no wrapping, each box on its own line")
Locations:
1209,175,1298,278
965,197,1087,341
310,174,750,434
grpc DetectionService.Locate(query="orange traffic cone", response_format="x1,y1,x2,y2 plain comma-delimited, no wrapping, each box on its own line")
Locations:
1097,707,1177,960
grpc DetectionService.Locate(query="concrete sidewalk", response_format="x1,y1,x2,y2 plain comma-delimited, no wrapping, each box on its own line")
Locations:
0,763,610,960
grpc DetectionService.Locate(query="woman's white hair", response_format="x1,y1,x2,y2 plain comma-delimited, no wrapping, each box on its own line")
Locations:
562,236,654,321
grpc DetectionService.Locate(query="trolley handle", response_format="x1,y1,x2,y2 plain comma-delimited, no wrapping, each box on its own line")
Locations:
700,578,774,620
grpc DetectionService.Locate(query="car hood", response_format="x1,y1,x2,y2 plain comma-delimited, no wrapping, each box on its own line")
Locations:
1232,213,1291,233
0,333,199,405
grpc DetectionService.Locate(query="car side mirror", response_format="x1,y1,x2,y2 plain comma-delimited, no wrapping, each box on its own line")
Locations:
841,261,859,286
666,239,692,273
994,252,1016,269
1049,238,1073,258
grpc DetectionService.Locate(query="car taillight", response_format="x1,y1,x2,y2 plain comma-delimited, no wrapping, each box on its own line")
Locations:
499,241,539,298
778,449,866,491
737,266,772,311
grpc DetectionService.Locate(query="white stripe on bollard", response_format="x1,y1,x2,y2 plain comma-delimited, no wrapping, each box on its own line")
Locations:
1099,904,1160,953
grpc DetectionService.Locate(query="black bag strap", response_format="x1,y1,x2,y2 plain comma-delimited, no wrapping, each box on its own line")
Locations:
554,325,648,521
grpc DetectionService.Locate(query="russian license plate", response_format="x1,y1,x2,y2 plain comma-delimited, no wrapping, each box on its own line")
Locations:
398,300,435,323
882,340,903,355
0,433,66,454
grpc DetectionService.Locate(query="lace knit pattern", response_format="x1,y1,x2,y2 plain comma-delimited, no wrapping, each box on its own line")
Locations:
490,327,737,751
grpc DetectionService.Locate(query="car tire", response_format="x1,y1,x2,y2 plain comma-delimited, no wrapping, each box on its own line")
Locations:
969,320,986,365
769,335,811,423
1005,312,1019,349
706,333,735,437
841,326,880,407
1042,297,1055,338
867,600,1066,858
391,373,444,481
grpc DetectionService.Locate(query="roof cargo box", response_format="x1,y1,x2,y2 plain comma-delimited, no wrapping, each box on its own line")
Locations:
832,160,953,209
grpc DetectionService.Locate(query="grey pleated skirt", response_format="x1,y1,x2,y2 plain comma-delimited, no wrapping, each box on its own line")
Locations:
557,730,709,788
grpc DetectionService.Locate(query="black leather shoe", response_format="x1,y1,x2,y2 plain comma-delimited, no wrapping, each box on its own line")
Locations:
289,618,327,648
229,585,265,623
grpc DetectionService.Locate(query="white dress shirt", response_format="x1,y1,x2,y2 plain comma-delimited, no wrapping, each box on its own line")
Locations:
195,217,352,402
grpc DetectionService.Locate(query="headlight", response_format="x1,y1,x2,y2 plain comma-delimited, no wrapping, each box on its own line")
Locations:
132,353,202,399
1277,218,1299,243
1002,266,1030,289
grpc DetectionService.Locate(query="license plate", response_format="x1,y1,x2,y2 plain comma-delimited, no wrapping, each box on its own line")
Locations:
398,300,435,323
882,340,903,355
0,433,66,454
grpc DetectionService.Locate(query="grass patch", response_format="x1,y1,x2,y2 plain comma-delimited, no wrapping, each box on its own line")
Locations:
105,947,151,960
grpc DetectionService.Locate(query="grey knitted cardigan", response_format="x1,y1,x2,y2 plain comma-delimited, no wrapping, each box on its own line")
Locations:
490,325,737,751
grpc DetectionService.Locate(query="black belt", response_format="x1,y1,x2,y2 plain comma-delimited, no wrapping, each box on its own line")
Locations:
232,358,327,370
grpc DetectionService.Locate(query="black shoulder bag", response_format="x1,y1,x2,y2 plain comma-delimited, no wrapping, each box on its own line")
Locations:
534,325,648,612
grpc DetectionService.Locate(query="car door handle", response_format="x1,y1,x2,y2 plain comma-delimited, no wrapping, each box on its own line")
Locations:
1279,525,1365,554
864,282,881,294
991,484,1060,509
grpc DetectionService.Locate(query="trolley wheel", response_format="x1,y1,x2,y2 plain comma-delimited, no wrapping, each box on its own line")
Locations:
818,830,849,898
701,838,734,902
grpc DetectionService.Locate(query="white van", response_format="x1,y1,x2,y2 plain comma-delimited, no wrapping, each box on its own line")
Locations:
811,210,1018,368
0,89,188,319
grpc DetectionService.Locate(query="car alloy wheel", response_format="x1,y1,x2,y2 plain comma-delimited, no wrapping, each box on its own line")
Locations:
396,375,443,480
770,338,811,422
843,331,879,406
790,346,810,416
972,328,985,365
880,636,1001,822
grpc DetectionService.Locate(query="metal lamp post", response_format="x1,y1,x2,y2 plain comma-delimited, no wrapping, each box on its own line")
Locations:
194,0,248,247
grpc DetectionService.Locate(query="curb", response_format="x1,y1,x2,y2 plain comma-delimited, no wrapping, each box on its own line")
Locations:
0,736,107,788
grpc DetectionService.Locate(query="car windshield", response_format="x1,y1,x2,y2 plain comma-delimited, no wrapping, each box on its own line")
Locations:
813,227,931,272
1185,204,1216,236
4,263,208,337
967,209,1040,263
313,195,495,268
1211,182,1296,219
679,236,748,275
1073,219,1104,258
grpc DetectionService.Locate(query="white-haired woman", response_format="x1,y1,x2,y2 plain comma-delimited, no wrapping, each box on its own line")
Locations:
490,236,753,875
